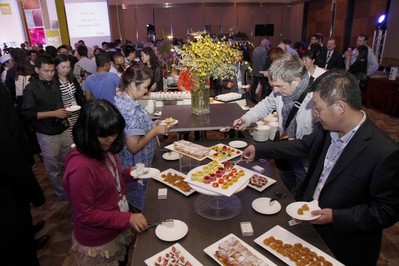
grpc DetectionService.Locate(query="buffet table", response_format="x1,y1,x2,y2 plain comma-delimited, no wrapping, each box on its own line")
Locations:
362,77,399,117
131,139,335,265
161,103,246,133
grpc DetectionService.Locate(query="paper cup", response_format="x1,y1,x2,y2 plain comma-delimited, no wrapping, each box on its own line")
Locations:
268,122,279,140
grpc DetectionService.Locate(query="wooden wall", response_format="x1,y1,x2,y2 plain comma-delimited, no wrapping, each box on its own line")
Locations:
108,4,304,48
108,0,398,65
306,0,398,65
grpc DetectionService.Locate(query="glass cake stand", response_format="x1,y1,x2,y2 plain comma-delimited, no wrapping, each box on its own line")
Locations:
187,166,249,220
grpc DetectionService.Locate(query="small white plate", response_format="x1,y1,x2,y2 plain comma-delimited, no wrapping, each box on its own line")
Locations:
160,119,178,126
66,105,81,112
228,140,248,149
153,110,162,116
252,197,281,215
155,219,188,242
286,201,321,221
162,151,180,161
130,167,160,179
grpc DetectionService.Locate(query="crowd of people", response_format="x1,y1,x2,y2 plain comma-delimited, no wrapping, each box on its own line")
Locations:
0,32,397,266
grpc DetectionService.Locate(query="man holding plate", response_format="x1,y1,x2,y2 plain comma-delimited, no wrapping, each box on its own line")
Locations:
242,70,399,266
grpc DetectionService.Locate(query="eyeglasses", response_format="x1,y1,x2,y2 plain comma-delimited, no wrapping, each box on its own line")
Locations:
313,103,335,116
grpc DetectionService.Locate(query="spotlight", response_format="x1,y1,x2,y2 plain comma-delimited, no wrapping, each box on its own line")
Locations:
377,14,387,29
378,14,386,24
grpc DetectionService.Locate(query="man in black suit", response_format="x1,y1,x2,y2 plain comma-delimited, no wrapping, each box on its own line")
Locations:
243,70,399,266
317,39,344,70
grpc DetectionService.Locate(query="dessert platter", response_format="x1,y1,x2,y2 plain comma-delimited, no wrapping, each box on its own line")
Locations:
145,243,203,266
185,161,251,197
165,140,210,161
246,171,276,192
215,92,243,102
286,201,321,221
185,161,251,220
207,144,243,163
204,234,277,266
153,168,195,196
254,225,344,266
145,91,191,99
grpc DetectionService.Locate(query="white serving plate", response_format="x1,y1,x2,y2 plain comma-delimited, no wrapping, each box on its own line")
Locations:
207,143,243,163
254,225,344,266
153,110,162,116
162,151,180,161
145,243,203,266
228,140,248,149
286,201,321,221
155,219,188,242
160,119,179,127
165,143,209,161
185,164,251,197
252,197,281,215
153,168,195,196
130,167,160,179
204,233,277,266
66,105,81,112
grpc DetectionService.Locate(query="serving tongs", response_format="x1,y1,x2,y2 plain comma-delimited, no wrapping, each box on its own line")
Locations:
147,219,174,229
269,191,287,206
220,122,257,132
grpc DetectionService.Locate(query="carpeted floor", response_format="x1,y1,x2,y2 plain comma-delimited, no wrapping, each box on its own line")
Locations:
31,106,399,266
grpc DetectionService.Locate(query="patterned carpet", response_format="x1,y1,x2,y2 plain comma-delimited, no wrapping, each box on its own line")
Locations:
31,106,399,266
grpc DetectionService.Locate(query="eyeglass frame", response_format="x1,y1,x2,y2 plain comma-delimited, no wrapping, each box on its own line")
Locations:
313,103,336,116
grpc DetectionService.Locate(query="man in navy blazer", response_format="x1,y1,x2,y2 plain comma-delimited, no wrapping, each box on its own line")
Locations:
317,39,344,70
243,70,399,266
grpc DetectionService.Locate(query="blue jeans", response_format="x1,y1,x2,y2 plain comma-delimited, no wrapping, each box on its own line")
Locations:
36,130,72,200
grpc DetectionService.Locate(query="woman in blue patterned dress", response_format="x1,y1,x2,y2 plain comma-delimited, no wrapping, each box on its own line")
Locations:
115,62,168,211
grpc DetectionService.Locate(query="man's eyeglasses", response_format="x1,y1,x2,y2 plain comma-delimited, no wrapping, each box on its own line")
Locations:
313,103,335,116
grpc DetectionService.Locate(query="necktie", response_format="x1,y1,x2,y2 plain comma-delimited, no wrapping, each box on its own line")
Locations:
325,51,332,68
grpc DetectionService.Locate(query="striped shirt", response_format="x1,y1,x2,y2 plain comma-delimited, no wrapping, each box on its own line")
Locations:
59,81,79,138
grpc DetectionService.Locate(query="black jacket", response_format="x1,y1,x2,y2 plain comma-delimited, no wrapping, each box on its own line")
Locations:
255,121,399,266
22,75,67,135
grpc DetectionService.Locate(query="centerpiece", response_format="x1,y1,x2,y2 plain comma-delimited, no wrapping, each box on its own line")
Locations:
175,33,240,115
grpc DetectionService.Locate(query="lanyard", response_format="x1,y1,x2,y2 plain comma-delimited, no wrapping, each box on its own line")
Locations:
105,152,122,199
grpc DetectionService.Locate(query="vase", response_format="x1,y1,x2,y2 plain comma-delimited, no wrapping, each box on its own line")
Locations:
191,75,210,115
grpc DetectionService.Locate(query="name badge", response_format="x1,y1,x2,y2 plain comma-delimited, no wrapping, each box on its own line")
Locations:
118,195,129,212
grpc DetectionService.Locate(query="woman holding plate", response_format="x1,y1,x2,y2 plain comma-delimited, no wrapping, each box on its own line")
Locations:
63,100,148,266
115,62,168,212
55,54,86,139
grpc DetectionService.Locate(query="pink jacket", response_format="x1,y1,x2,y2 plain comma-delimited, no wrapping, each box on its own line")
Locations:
63,148,132,246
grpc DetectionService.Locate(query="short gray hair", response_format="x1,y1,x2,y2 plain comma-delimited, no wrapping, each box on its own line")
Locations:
268,53,306,83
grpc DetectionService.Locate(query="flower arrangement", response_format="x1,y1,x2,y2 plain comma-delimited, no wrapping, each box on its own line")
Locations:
174,32,240,80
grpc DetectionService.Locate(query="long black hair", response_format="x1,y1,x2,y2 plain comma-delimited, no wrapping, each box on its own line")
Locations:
73,100,126,160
